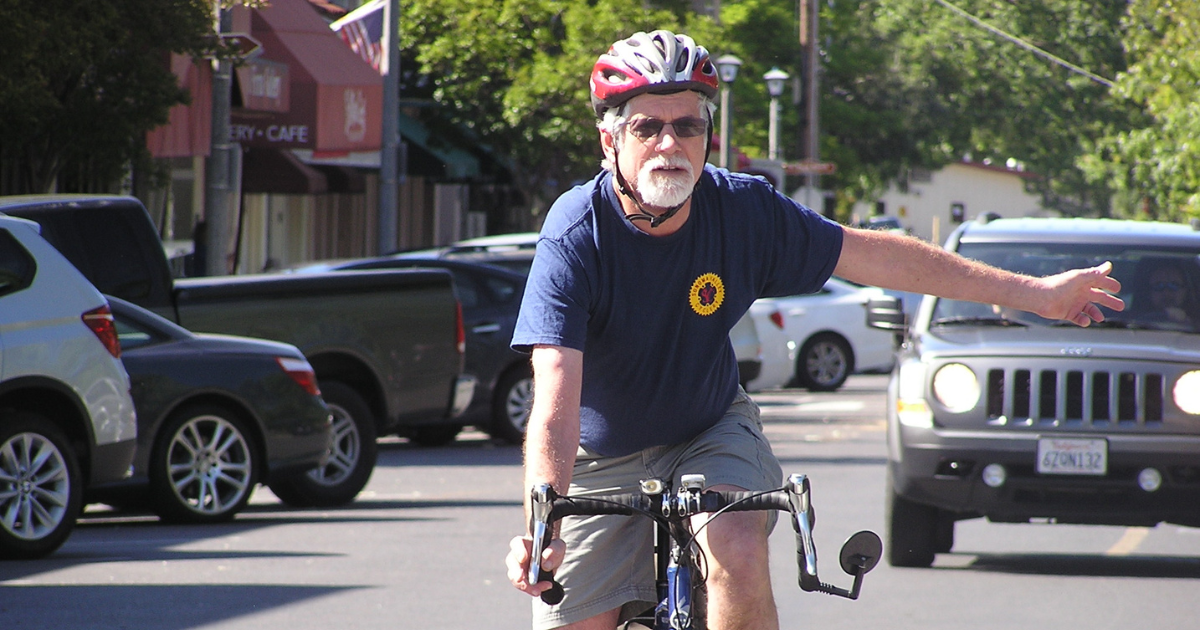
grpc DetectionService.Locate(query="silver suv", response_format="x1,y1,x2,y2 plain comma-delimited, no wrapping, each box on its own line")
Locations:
873,216,1200,567
0,214,137,559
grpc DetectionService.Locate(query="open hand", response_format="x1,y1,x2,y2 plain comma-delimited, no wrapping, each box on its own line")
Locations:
1034,262,1125,326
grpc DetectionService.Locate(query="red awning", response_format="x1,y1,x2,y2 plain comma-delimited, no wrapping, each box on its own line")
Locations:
231,0,382,153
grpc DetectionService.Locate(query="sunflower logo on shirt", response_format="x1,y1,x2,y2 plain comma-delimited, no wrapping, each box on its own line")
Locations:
689,273,725,316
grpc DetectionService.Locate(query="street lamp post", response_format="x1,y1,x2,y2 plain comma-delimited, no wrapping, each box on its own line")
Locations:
715,54,742,171
763,68,790,162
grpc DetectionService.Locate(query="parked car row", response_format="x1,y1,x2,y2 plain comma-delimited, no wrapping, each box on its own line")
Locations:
2,194,475,506
0,210,374,559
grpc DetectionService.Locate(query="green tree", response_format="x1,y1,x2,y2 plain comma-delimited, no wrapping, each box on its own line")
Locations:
0,0,217,194
1079,0,1200,221
858,0,1135,218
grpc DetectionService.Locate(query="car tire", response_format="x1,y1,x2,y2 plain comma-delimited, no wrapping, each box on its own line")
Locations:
0,413,83,559
885,472,939,568
489,363,533,445
269,381,376,508
795,333,852,392
148,403,259,524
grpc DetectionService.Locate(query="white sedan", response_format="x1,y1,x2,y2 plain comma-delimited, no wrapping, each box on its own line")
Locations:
745,277,899,392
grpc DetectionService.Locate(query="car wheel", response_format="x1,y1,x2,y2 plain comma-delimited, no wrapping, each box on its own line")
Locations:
149,404,258,524
885,472,939,568
0,413,83,559
489,364,532,445
269,381,377,508
795,333,852,392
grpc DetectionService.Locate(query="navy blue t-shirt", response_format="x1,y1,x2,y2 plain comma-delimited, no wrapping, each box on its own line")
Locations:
512,165,844,456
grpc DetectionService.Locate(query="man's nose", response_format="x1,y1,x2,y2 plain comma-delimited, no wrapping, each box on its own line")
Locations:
654,129,681,152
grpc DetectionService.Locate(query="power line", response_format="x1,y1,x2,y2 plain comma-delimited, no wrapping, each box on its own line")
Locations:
932,0,1115,88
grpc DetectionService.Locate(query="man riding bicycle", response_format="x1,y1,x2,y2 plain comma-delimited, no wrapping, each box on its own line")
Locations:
505,29,1124,630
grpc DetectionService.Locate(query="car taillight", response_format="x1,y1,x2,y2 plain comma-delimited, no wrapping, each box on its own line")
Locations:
455,300,466,355
769,310,785,330
277,357,321,396
82,305,121,358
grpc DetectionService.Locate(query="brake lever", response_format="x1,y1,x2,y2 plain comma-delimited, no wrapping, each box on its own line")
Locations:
528,484,564,605
786,474,821,592
787,474,882,600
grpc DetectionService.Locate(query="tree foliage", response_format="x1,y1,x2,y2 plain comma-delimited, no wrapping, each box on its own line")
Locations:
1079,0,1200,221
848,0,1136,217
0,0,216,194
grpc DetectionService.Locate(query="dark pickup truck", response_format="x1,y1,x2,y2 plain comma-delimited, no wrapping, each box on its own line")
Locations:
0,194,475,505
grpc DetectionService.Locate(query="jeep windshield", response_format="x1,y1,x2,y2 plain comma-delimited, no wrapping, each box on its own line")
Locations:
931,242,1200,333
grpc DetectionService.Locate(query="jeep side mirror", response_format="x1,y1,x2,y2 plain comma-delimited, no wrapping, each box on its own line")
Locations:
866,295,905,331
866,295,906,348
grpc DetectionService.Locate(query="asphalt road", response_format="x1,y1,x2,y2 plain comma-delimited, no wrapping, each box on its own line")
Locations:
2,375,1199,629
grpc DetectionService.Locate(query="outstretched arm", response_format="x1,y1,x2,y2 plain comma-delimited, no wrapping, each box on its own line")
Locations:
833,226,1125,326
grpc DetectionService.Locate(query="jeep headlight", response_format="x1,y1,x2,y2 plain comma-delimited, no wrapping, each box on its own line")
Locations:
932,363,980,413
1174,371,1200,415
896,361,933,428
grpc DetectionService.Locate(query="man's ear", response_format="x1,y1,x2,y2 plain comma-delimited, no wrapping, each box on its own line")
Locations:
600,128,616,164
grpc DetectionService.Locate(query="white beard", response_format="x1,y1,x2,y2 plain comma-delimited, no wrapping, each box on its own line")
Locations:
635,155,695,208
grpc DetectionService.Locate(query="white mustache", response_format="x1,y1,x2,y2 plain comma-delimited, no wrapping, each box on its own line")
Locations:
642,155,694,177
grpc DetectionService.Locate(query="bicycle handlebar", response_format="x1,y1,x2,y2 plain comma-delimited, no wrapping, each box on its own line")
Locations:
527,473,880,606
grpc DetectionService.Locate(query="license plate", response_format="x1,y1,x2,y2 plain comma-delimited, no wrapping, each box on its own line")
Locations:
1036,437,1107,475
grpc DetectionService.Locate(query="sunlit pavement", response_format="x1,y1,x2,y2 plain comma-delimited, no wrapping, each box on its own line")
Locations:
752,374,887,447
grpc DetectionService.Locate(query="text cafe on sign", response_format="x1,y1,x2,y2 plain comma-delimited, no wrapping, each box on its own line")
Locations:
232,123,311,145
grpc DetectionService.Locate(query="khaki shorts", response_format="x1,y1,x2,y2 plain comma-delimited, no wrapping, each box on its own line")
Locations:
532,389,782,630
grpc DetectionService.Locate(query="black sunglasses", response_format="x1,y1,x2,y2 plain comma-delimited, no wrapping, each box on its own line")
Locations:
625,116,709,140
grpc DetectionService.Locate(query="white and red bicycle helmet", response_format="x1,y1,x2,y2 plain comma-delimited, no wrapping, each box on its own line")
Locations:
590,30,719,117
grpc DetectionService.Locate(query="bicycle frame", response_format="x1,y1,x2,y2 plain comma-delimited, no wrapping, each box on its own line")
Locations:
528,473,882,630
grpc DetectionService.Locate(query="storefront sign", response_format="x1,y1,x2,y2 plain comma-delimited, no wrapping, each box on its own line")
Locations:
236,59,290,112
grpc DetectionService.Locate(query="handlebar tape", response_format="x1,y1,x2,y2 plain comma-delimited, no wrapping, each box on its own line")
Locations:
700,491,792,513
539,571,565,605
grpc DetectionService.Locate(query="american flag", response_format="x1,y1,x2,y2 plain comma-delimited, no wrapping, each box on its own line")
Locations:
330,0,388,74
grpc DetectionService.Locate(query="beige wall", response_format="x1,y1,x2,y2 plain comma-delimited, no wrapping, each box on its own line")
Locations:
854,162,1052,245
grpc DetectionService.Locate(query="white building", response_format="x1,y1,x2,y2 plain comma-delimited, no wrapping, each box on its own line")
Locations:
854,160,1053,245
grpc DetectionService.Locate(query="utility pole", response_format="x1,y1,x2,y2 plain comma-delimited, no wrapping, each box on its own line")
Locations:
205,7,234,276
377,0,400,255
806,0,819,197
799,0,820,210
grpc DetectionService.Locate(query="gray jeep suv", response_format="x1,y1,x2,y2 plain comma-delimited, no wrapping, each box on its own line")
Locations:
875,215,1200,567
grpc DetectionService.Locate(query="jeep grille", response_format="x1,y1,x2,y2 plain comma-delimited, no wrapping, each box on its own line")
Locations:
985,368,1164,426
